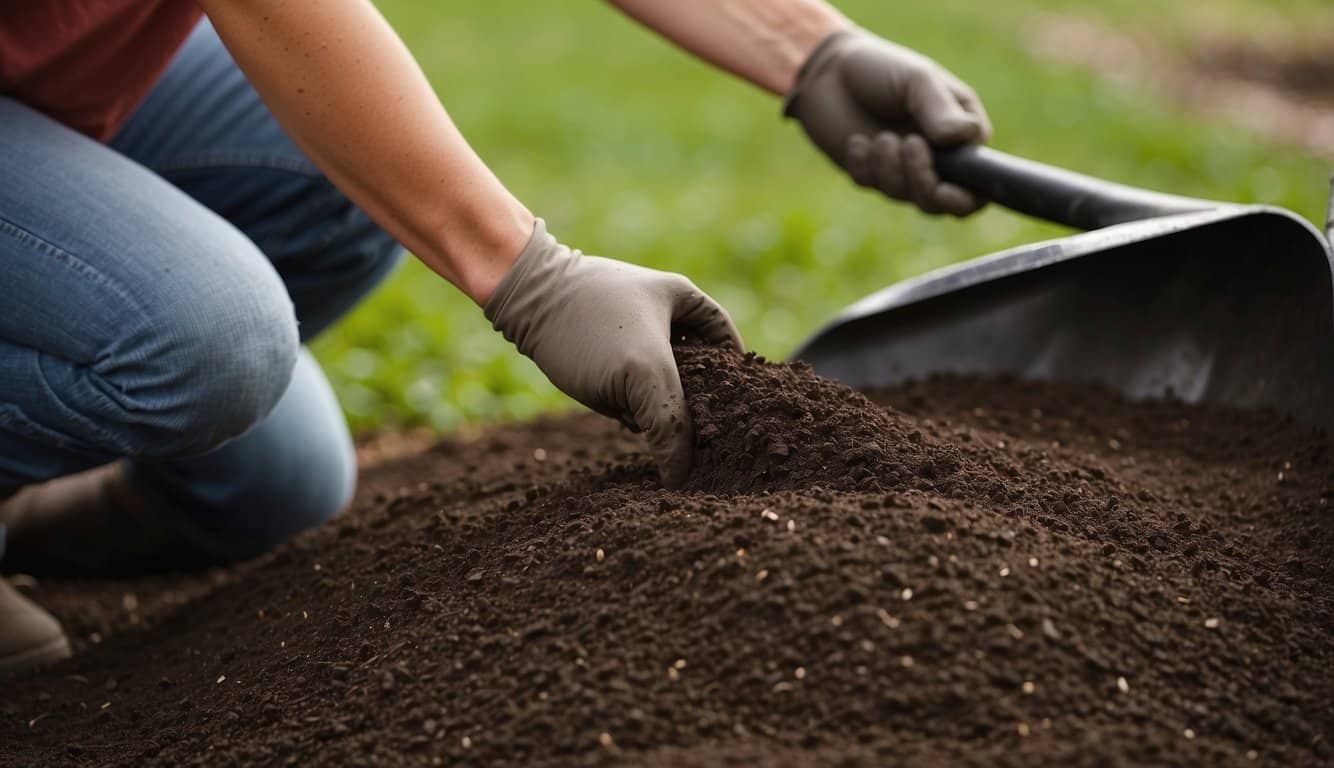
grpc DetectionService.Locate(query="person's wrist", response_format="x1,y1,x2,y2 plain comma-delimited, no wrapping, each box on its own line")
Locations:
459,206,536,306
482,217,565,359
778,15,855,96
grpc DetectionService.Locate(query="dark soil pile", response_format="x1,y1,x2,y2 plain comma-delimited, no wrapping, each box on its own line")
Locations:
2,350,1332,767
677,345,987,497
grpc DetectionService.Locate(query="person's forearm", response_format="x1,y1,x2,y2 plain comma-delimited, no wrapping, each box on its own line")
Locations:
197,0,532,304
607,0,851,95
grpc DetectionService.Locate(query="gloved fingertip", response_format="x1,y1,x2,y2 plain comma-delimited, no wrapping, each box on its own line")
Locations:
843,134,874,187
711,309,745,352
672,291,744,352
726,326,746,353
935,183,986,218
975,113,995,143
653,410,694,490
660,460,690,491
922,112,982,147
632,361,695,490
901,134,933,177
866,132,904,200
899,136,946,215
697,325,744,353
950,82,995,143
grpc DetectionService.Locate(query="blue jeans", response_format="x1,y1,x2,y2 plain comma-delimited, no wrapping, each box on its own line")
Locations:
0,22,404,564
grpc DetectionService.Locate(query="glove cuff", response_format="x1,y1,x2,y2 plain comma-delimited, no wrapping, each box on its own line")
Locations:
485,218,591,361
781,27,862,118
483,218,562,355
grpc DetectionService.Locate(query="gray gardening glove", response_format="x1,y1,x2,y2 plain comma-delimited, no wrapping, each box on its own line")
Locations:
785,28,993,216
485,219,743,489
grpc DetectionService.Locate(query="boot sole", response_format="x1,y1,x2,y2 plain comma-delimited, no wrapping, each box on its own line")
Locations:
0,635,71,676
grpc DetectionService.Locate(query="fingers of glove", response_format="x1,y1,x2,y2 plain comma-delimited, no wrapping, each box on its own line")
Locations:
552,372,641,431
844,133,876,188
868,132,908,201
604,406,643,434
902,134,984,217
905,67,984,146
947,76,994,142
669,280,745,352
628,351,694,489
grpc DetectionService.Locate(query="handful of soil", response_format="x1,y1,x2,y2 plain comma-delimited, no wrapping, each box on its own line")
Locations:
675,343,963,495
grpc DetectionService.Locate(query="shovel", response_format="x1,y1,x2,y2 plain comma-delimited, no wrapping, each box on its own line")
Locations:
793,146,1334,432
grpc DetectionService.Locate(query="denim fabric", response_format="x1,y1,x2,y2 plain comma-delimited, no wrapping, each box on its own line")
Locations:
0,21,404,563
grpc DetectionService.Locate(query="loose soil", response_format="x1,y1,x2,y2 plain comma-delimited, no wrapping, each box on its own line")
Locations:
2,346,1332,767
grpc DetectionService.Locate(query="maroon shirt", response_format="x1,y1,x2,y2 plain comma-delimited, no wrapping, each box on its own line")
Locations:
0,1,202,142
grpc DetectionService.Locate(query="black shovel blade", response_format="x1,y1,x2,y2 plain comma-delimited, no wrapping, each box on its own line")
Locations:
793,206,1334,433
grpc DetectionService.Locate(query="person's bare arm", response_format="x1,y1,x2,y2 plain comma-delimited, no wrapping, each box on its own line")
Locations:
194,0,744,487
197,0,531,304
607,0,850,95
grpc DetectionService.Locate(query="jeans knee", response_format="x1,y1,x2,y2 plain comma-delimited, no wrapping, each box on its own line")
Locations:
226,350,357,558
197,417,354,562
266,383,358,540
277,430,356,544
131,349,355,563
184,300,300,454
121,241,300,459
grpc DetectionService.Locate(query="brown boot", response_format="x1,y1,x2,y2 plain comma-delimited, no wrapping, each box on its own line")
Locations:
0,463,197,577
0,577,69,675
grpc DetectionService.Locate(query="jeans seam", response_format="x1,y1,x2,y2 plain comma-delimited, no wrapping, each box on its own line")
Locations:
147,150,322,177
31,355,133,453
0,218,156,454
0,218,154,329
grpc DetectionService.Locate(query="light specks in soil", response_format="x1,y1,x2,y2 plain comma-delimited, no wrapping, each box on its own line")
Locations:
4,354,1332,767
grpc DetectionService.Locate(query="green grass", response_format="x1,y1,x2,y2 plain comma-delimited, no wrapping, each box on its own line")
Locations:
313,0,1331,433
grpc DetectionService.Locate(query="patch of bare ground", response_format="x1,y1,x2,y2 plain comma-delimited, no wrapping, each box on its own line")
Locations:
1029,14,1334,159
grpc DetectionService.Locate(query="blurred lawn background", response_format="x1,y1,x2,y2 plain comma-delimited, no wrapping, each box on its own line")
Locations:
316,0,1333,433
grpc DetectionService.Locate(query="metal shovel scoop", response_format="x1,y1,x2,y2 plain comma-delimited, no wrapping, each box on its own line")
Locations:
793,146,1334,432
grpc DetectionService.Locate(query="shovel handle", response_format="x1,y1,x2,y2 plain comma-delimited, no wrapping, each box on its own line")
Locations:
934,145,1219,231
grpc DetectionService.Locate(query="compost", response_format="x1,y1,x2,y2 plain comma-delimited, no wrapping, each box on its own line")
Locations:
2,345,1332,767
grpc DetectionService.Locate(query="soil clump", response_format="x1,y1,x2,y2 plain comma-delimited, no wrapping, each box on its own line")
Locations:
677,344,963,496
2,348,1331,767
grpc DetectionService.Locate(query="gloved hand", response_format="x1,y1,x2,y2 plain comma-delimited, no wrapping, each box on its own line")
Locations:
485,220,743,489
785,28,993,216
